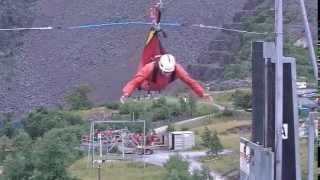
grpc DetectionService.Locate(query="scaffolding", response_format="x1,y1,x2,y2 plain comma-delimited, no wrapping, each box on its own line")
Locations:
86,120,146,168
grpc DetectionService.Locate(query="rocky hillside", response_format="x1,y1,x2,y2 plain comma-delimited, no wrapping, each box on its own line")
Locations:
188,0,317,83
0,0,317,115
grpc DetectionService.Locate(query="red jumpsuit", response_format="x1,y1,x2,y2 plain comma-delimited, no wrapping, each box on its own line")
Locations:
123,8,205,98
122,61,205,97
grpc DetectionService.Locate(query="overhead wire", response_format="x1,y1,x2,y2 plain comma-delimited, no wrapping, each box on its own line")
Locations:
0,27,53,31
0,0,273,35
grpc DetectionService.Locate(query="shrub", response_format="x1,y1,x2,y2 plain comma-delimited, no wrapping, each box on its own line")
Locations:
119,101,145,119
105,101,120,110
163,155,213,180
207,131,223,156
179,97,188,114
151,107,170,121
167,124,175,132
194,103,219,116
223,61,251,80
163,155,190,180
181,127,190,131
232,90,252,109
65,85,93,110
0,113,16,138
201,127,223,156
22,108,83,139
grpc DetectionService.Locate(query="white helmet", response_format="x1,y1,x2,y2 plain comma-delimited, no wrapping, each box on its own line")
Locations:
158,54,176,72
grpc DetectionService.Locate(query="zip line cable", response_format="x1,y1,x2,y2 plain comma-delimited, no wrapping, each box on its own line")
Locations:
0,27,53,31
0,20,273,35
191,24,271,35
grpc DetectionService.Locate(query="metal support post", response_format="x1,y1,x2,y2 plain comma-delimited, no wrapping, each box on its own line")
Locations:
297,0,318,79
122,132,125,159
87,121,94,167
98,164,101,180
275,0,284,179
308,112,317,180
144,120,146,154
99,133,102,158
92,122,95,165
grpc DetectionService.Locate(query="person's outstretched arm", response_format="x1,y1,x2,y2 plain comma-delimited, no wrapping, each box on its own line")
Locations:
122,62,154,98
175,64,212,101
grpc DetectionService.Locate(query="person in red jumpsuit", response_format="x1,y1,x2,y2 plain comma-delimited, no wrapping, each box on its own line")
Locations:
120,54,212,103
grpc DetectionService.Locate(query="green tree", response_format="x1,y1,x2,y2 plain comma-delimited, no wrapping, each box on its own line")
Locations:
163,155,212,180
148,97,171,121
152,97,167,108
200,127,211,147
191,166,213,180
2,152,34,180
31,139,78,180
2,126,84,180
151,107,170,121
0,113,16,138
188,96,197,116
201,128,223,156
28,126,84,180
208,131,223,156
0,136,12,163
166,169,182,180
223,62,251,80
163,155,190,180
65,85,93,110
23,108,83,139
119,101,145,119
168,103,181,117
105,101,120,110
232,90,252,109
179,97,188,114
12,130,33,153
1,131,34,179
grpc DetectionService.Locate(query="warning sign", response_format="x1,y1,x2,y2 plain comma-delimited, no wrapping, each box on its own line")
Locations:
240,142,251,175
282,123,288,139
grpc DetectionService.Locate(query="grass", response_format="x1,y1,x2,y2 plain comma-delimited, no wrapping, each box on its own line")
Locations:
202,154,240,176
70,107,115,120
69,158,165,180
210,88,251,108
191,118,251,134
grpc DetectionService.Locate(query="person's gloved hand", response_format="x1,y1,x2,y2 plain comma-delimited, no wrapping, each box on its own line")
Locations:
120,95,128,104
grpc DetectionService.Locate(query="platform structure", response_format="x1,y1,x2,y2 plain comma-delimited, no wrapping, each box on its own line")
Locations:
240,41,302,180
